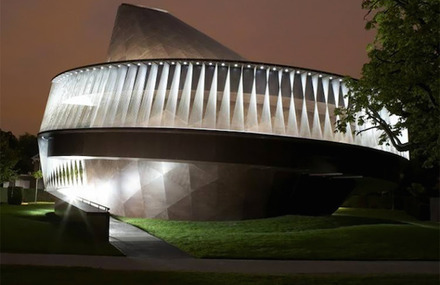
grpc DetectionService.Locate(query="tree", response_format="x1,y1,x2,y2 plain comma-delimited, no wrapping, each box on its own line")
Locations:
0,130,39,186
32,170,43,202
336,0,439,168
0,130,19,183
16,133,38,174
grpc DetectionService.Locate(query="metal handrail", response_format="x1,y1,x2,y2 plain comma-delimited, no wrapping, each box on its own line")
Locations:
76,196,110,212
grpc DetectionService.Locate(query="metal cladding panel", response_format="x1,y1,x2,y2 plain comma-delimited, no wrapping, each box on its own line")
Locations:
41,60,408,159
38,128,407,219
107,4,245,61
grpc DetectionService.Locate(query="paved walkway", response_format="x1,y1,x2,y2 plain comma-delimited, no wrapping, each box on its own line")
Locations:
1,218,439,274
109,218,189,259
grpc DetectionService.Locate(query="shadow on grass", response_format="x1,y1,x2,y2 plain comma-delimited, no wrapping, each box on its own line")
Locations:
15,212,61,223
13,212,94,240
324,215,403,227
1,204,121,255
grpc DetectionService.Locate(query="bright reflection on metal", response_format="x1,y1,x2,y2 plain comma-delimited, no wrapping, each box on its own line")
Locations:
58,188,78,202
63,95,94,106
42,60,408,159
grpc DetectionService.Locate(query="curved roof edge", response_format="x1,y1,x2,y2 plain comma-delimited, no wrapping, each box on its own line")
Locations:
50,58,351,81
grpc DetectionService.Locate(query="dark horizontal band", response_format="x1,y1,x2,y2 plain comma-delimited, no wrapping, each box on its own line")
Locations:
39,127,407,182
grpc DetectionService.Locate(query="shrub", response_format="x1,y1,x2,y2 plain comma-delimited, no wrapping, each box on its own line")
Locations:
7,186,23,205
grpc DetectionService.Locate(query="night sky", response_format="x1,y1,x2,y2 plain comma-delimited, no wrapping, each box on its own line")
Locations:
1,0,374,136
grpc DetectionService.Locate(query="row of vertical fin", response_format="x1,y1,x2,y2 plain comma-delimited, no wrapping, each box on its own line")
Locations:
40,61,405,157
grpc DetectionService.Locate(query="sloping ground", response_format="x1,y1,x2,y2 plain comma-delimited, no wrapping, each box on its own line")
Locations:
120,208,439,260
0,203,121,256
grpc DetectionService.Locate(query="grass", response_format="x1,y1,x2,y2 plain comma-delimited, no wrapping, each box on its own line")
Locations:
1,265,438,285
120,207,439,260
1,202,438,260
335,207,439,228
0,203,121,256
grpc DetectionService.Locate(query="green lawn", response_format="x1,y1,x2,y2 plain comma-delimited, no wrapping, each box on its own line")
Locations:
0,203,121,255
335,207,438,228
2,203,438,260
1,265,438,285
120,208,439,260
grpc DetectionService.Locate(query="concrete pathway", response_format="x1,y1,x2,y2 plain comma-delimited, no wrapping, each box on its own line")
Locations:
109,218,189,259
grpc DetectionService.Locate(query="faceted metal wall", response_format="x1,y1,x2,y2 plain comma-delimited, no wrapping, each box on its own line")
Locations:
41,60,406,158
39,127,407,219
44,157,274,220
